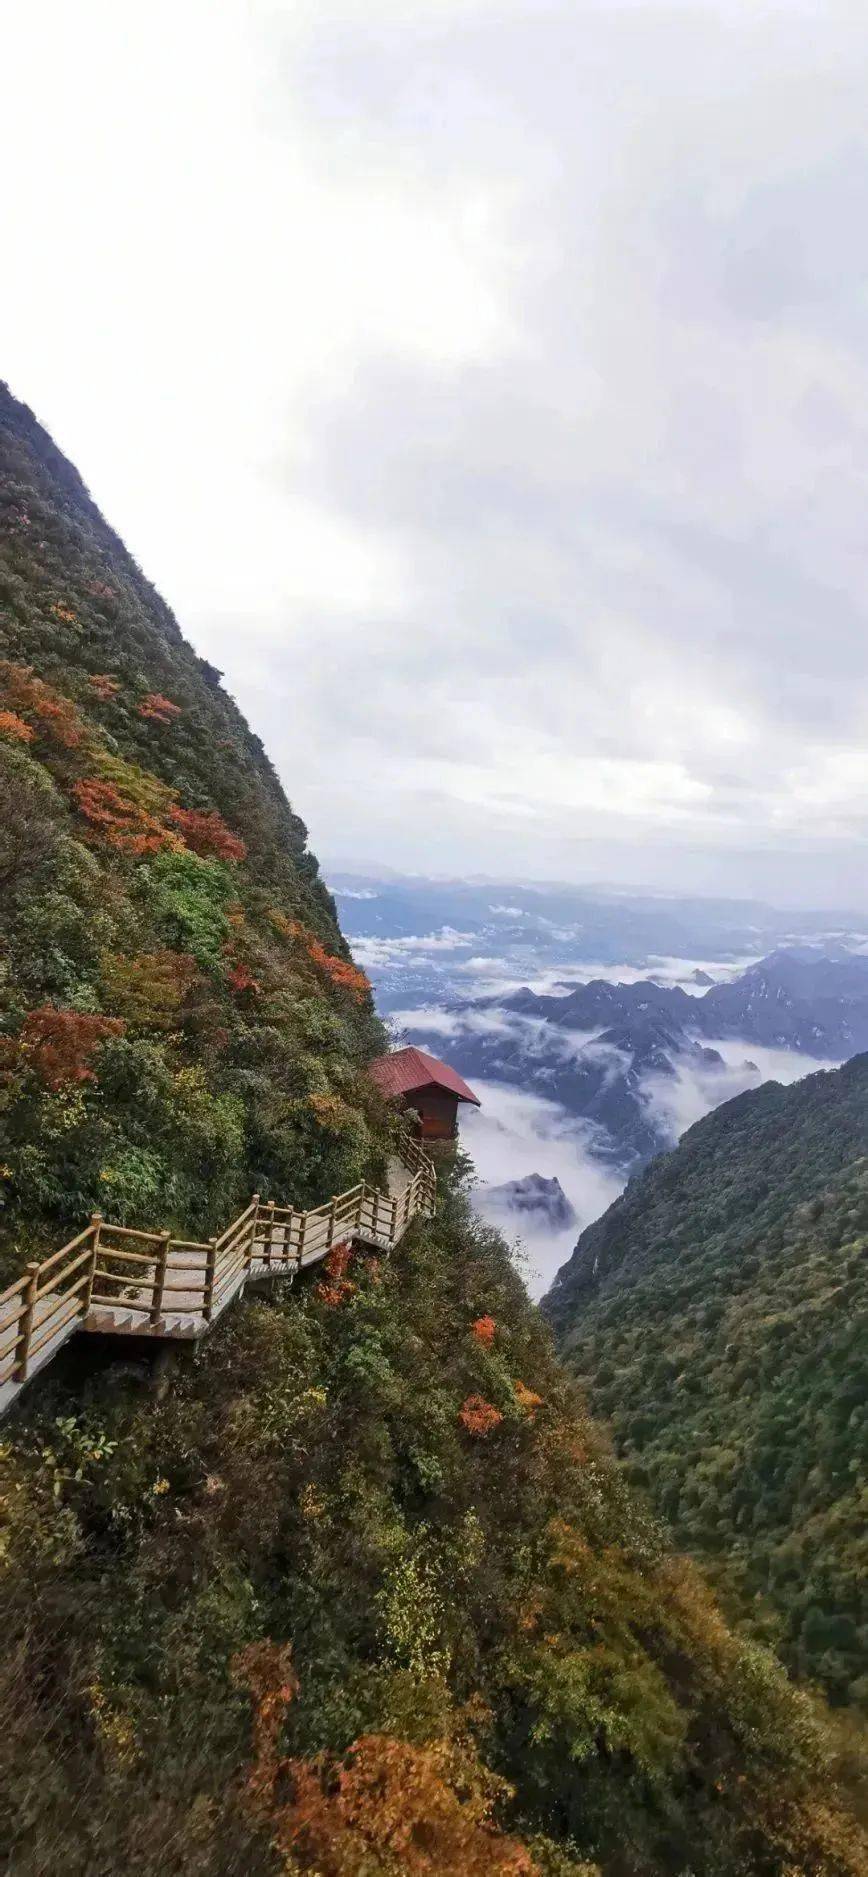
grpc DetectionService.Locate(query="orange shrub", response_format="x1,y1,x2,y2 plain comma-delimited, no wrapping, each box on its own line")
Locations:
73,777,177,855
471,1315,496,1345
292,922,370,1002
18,1007,124,1089
88,673,120,701
231,1643,537,1876
459,1395,504,1437
279,1735,537,1876
138,691,182,723
168,804,247,862
0,709,34,744
0,661,84,748
513,1381,543,1419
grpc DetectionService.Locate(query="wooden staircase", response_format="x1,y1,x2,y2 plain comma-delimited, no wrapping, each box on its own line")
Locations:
0,1136,436,1420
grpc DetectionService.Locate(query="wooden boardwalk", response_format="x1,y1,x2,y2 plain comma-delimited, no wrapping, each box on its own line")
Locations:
0,1137,436,1420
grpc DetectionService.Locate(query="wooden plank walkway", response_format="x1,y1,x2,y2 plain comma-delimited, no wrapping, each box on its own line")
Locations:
0,1136,436,1420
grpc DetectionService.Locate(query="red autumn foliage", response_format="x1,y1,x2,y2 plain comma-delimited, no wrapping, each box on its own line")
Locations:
471,1315,496,1345
17,1007,124,1090
0,662,84,748
138,691,182,724
0,709,34,744
459,1395,504,1437
168,804,247,862
292,922,370,1003
226,961,260,996
88,673,120,701
231,1641,299,1810
231,1642,537,1876
315,1241,356,1307
73,777,175,855
325,1241,353,1281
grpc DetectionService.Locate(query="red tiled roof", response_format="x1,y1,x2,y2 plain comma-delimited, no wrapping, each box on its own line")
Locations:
368,1046,481,1107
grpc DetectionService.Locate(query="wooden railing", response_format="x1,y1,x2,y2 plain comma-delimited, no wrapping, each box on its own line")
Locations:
0,1133,436,1414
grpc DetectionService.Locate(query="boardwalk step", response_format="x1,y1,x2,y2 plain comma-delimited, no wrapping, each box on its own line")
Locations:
0,1138,435,1419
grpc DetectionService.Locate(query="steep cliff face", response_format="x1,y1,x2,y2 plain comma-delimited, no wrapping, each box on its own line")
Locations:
544,1057,868,1709
0,383,387,1269
0,389,865,1877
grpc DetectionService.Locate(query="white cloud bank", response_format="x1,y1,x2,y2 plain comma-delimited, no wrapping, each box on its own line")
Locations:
461,1080,624,1299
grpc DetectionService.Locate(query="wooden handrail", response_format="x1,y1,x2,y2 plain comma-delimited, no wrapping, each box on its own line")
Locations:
0,1131,436,1415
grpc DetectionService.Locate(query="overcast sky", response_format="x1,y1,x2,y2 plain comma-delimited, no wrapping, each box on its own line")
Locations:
4,1,868,905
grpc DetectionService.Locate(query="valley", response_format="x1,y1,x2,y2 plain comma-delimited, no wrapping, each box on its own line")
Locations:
335,872,866,1288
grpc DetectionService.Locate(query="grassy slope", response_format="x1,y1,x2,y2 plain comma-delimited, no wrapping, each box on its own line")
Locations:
544,1059,868,1709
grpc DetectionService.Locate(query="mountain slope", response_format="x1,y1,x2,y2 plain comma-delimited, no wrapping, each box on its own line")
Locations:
1,388,866,1876
2,1161,867,1877
0,382,387,1272
544,1057,868,1708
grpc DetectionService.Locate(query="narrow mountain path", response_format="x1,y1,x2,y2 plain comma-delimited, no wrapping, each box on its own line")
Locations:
0,1135,436,1420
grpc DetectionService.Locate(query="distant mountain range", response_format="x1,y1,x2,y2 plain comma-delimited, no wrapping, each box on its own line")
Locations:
505,946,868,1054
434,948,868,1171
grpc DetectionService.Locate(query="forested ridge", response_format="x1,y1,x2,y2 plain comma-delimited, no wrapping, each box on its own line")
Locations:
1,385,866,1875
545,1058,868,1711
0,380,386,1277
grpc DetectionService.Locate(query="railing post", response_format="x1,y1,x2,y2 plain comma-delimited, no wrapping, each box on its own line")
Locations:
265,1199,276,1270
390,1194,398,1245
327,1197,336,1254
85,1213,102,1313
296,1210,306,1272
249,1194,260,1273
203,1238,217,1322
13,1263,40,1383
150,1229,170,1327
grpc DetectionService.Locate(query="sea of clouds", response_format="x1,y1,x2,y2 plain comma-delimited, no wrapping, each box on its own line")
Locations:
354,925,842,1299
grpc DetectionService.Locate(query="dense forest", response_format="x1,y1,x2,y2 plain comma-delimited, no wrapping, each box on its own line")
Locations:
1,385,866,1874
545,1060,868,1711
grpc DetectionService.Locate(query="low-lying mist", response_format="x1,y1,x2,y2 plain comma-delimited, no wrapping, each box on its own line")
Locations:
462,1081,624,1298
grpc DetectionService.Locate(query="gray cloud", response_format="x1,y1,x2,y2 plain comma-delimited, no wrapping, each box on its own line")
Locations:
5,2,868,901
249,3,868,897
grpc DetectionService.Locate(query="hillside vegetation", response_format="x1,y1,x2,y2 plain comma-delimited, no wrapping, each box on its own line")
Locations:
545,1059,868,1710
2,1161,867,1876
1,386,866,1875
0,382,387,1278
